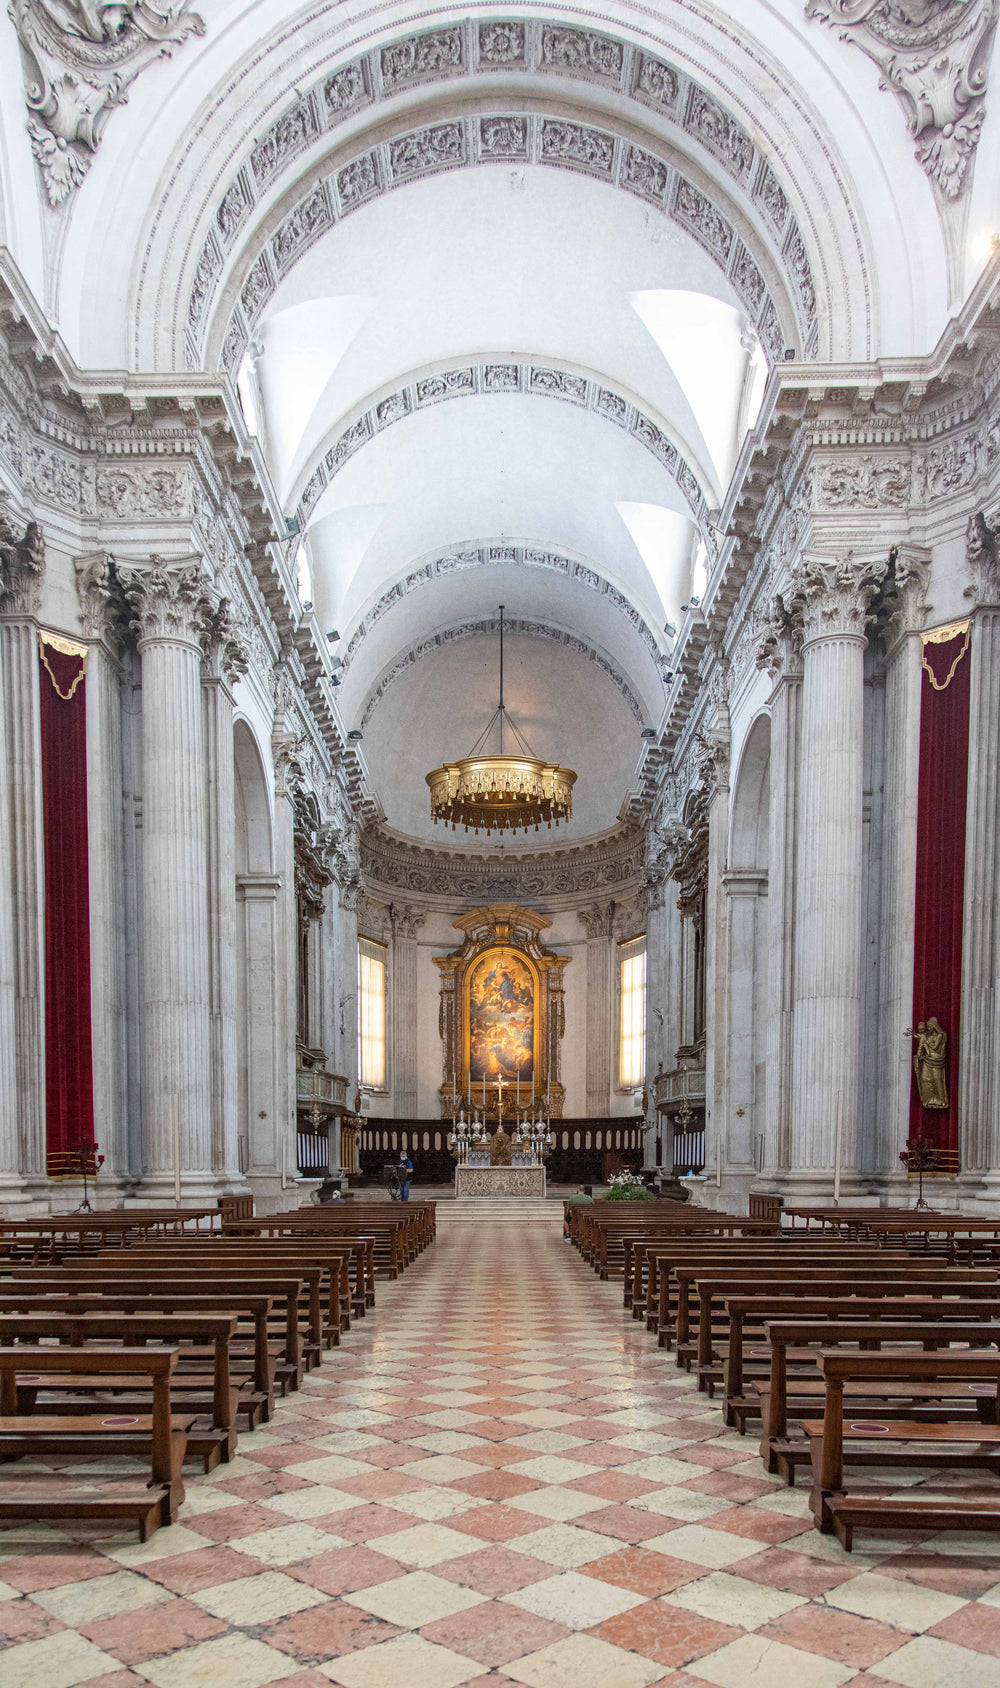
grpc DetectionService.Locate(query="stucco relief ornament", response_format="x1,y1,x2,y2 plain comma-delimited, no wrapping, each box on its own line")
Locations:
11,0,205,205
806,0,999,197
0,512,45,614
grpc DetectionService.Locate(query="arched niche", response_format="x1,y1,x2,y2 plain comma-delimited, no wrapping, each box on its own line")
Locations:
728,711,771,872
235,719,274,874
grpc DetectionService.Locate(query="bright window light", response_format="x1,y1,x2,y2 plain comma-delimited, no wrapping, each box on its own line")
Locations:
620,940,647,1089
358,941,387,1089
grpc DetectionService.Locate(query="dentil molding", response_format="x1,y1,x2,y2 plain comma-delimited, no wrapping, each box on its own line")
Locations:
361,822,645,906
806,0,999,199
10,0,205,206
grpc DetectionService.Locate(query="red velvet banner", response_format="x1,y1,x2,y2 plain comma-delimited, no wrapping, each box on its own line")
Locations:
909,624,971,1172
39,633,96,1176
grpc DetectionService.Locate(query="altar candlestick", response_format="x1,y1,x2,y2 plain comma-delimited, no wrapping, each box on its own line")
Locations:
468,1069,471,1104
517,1072,520,1107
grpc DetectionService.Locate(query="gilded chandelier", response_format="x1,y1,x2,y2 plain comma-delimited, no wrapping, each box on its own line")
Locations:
426,606,577,836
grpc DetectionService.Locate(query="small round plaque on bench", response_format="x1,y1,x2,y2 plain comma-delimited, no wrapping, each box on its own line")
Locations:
101,1416,140,1426
848,1422,890,1433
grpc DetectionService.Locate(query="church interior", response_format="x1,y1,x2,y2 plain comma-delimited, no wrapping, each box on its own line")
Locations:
2,1,1000,1682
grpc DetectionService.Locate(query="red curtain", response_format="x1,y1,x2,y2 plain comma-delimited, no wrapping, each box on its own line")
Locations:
39,634,96,1176
909,625,971,1170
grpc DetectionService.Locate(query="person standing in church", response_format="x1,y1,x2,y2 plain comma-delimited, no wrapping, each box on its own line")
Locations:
399,1149,412,1203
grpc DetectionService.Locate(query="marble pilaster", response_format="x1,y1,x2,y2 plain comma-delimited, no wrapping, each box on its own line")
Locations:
579,901,614,1116
788,552,887,1193
0,533,47,1201
875,556,929,1191
758,609,802,1184
959,515,1000,1202
202,602,249,1189
392,905,424,1117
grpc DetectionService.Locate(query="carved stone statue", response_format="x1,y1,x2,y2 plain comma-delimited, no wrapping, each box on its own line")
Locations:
913,1017,948,1111
489,1125,513,1166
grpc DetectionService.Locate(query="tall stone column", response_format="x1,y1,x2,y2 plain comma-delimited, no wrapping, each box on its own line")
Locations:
236,872,282,1187
876,556,929,1191
119,558,218,1199
757,603,803,1182
579,901,614,1116
0,522,47,1202
202,600,249,1188
789,553,887,1194
392,905,424,1118
960,515,1000,1202
643,823,684,1168
699,733,730,1190
76,555,130,1191
271,728,302,1197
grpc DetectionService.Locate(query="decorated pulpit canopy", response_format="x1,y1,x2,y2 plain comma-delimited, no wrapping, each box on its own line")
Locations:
436,905,569,1121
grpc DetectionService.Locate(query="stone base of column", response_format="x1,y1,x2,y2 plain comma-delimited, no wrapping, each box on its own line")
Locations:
125,1171,249,1207
958,1171,1000,1216
245,1173,323,1216
772,1169,875,1206
0,1172,49,1216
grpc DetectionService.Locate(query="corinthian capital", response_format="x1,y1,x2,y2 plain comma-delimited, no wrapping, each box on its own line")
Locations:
966,509,1000,606
789,552,888,644
578,901,615,939
118,555,218,646
755,592,803,680
884,548,932,646
205,592,251,685
392,904,426,941
0,514,45,616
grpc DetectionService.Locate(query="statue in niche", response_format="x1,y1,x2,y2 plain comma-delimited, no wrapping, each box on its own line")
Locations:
912,1017,948,1110
489,1125,513,1166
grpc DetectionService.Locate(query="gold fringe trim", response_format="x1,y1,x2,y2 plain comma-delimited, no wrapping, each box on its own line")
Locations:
39,629,88,701
920,620,970,691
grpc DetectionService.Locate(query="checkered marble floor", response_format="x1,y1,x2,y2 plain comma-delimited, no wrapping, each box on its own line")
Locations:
3,1219,1000,1688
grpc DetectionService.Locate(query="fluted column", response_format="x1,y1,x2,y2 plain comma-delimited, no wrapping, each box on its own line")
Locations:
0,526,47,1202
203,603,249,1189
579,902,614,1116
876,557,930,1190
789,553,887,1192
0,588,26,1205
77,557,130,1190
120,558,217,1198
758,605,802,1182
960,516,1000,1200
701,736,730,1187
392,906,424,1117
272,730,300,1196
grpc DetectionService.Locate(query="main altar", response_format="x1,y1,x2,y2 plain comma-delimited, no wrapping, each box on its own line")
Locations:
436,904,568,1198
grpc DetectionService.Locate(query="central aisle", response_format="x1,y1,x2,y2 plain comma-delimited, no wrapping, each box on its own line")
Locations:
5,1216,999,1687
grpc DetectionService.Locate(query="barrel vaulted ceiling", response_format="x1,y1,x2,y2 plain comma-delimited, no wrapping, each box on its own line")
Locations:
2,1,996,847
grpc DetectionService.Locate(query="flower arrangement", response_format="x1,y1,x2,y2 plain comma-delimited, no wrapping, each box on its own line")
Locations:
605,1169,653,1202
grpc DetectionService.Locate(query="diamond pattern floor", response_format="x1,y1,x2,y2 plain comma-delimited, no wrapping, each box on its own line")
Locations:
2,1216,1000,1686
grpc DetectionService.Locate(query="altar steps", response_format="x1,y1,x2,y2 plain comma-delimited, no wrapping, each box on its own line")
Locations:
443,1199,562,1221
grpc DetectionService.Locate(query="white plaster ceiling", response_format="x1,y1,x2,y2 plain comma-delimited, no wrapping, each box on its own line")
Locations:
359,630,641,845
304,396,697,642
254,166,754,507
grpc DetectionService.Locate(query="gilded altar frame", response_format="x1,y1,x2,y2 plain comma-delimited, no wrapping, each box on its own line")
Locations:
436,905,569,1121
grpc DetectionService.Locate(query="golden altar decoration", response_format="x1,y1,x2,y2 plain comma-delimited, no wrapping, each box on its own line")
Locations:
436,904,568,1122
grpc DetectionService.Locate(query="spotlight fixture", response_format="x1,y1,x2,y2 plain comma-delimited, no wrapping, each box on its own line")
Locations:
326,629,340,643
640,728,657,741
347,729,363,742
301,600,313,613
783,348,796,361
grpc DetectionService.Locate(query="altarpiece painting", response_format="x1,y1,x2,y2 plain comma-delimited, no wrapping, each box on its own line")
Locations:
436,905,568,1120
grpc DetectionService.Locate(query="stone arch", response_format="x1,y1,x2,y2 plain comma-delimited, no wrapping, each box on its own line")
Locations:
728,710,771,871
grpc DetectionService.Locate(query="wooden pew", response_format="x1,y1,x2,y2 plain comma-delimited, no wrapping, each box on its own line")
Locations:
719,1291,1000,1433
0,1288,275,1428
634,1241,903,1334
680,1267,995,1376
0,1310,240,1469
757,1314,1000,1477
0,1346,190,1540
8,1267,303,1410
806,1349,1000,1547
